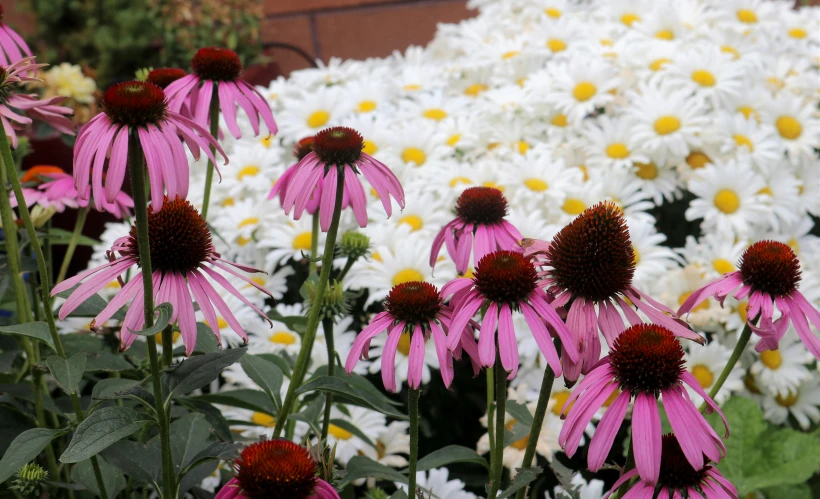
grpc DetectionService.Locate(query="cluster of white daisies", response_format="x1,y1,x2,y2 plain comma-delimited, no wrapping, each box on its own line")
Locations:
77,0,819,496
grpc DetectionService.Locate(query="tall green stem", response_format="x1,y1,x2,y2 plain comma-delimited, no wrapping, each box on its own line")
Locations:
320,317,335,442
700,323,752,413
273,170,345,438
0,161,27,322
127,134,175,499
200,93,220,221
0,129,109,499
514,354,558,499
309,212,319,275
486,368,495,457
56,206,88,283
488,354,507,499
407,387,421,498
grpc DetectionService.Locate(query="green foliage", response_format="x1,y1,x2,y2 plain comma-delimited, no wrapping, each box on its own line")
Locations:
0,429,63,484
711,397,820,495
416,445,489,471
10,463,47,497
60,407,152,463
22,0,264,88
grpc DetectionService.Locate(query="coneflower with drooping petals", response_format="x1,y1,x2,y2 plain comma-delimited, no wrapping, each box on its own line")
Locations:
267,136,342,217
12,165,132,218
164,47,277,138
430,186,523,275
528,201,703,385
0,6,32,67
606,434,738,498
679,240,820,359
74,80,226,212
274,126,405,231
345,281,480,392
0,57,73,148
215,439,340,499
52,197,271,355
560,324,728,485
443,250,579,379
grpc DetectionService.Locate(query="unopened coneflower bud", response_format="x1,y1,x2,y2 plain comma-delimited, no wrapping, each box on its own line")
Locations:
339,231,370,260
11,463,48,497
305,279,349,321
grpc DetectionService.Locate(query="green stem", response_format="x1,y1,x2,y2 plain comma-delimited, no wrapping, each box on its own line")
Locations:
309,212,319,275
0,128,109,499
128,134,175,499
337,257,356,282
488,354,507,499
273,170,346,438
0,158,28,322
56,206,88,283
320,317,335,442
161,325,173,368
514,354,558,499
486,367,495,458
407,387,421,498
45,219,53,287
200,92,220,221
700,323,752,413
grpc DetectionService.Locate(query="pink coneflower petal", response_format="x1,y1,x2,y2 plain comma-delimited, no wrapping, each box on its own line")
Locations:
527,289,578,361
319,166,338,231
58,259,134,319
563,380,618,456
477,302,498,367
174,274,198,355
447,293,483,351
788,293,820,358
632,392,662,484
519,302,562,377
94,275,142,327
604,469,639,499
498,304,518,379
663,386,704,471
430,320,454,387
679,371,729,437
588,389,630,471
218,81,242,138
344,165,369,227
407,324,425,389
105,127,129,203
191,269,248,343
381,323,404,393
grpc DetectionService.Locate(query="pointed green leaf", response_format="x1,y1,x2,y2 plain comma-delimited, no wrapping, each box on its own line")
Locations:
416,445,488,471
495,466,542,499
0,428,63,483
296,376,406,419
126,302,173,336
0,322,55,351
239,354,283,410
70,455,126,498
338,455,407,488
46,352,87,394
60,407,151,463
164,348,247,399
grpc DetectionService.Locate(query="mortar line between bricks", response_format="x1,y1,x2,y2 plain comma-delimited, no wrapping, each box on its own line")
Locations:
264,0,466,19
309,13,322,61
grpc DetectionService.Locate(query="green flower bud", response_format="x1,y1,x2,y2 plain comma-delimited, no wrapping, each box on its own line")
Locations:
11,463,48,497
339,231,370,261
304,279,350,321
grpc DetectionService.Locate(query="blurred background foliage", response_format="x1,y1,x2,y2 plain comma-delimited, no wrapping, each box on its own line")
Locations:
21,0,265,88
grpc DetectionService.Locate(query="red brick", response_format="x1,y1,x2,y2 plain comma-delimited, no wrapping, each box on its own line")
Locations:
265,0,402,16
314,1,473,62
3,0,36,35
247,15,316,82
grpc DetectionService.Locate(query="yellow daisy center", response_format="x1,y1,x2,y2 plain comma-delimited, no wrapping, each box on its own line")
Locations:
654,115,681,135
775,391,798,407
692,69,716,87
649,58,671,71
238,217,259,229
757,186,773,196
632,246,640,264
292,231,312,251
237,236,252,246
403,84,421,91
712,258,735,274
776,116,802,140
251,412,276,427
734,134,754,151
260,135,273,148
306,110,329,128
402,147,427,166
328,424,353,440
423,108,448,121
547,39,567,52
237,165,260,180
736,9,757,24
713,189,740,214
524,178,548,192
551,391,572,416
686,152,711,169
655,30,674,40
449,176,472,187
517,141,530,155
621,13,640,26
464,84,488,96
357,100,377,113
605,143,630,159
399,215,423,231
446,134,461,146
788,28,807,39
572,81,597,102
678,291,710,311
502,50,520,60
759,349,782,370
222,197,235,207
362,140,378,155
691,364,714,389
562,198,586,215
634,162,658,180
397,331,413,356
393,269,424,286
270,331,297,345
551,114,568,127
545,7,561,18
721,45,740,59
737,301,748,322
737,106,757,120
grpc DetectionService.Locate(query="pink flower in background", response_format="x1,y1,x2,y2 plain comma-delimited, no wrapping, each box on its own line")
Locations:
346,281,480,392
215,440,339,499
277,127,405,231
52,197,271,355
529,202,703,386
679,240,820,359
560,324,728,485
165,47,277,138
430,186,523,275
443,250,579,380
0,57,74,148
607,434,738,498
73,81,226,212
0,6,32,66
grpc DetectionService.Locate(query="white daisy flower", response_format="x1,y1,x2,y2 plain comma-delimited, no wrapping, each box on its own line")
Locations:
684,337,744,406
396,468,477,499
761,376,820,430
749,331,814,398
324,405,386,465
536,58,620,122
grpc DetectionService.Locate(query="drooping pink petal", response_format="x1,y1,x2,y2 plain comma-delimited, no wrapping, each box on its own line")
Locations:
561,380,618,457
381,323,405,393
588,390,630,471
407,324,425,389
430,320,454,388
477,302,499,367
497,304,518,379
632,392,662,484
519,301,562,377
446,293,483,351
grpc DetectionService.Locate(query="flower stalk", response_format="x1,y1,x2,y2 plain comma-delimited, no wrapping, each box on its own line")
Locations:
488,351,507,499
56,205,88,283
321,317,335,442
200,92,221,221
408,387,421,498
273,169,346,438
700,323,752,413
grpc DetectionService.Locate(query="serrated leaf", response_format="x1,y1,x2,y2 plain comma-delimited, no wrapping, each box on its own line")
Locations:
495,466,542,499
47,352,87,394
60,407,151,463
0,428,63,483
163,348,247,400
0,322,55,351
416,445,488,471
296,376,406,419
127,302,173,336
240,354,283,410
70,455,126,498
338,455,407,488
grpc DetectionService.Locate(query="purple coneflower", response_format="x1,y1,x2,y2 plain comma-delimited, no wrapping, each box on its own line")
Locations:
0,57,73,148
560,324,728,485
268,136,344,217
52,197,271,355
679,240,820,358
0,6,32,66
73,80,225,212
430,187,523,275
164,47,277,138
145,67,187,89
607,434,737,498
277,126,405,231
528,202,703,385
345,281,479,392
443,250,579,379
215,440,339,499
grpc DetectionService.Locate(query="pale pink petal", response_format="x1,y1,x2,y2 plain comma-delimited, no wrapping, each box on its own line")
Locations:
588,390,630,471
632,392,662,484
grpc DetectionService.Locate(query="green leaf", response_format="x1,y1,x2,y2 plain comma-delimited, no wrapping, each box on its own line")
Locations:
170,413,212,471
101,440,160,484
193,390,275,415
0,322,55,351
329,418,376,449
0,428,63,483
389,491,408,499
62,334,132,372
55,289,125,320
91,378,141,400
178,398,233,442
296,376,406,419
764,484,812,499
60,407,151,463
495,466,542,499
338,455,407,488
46,227,100,246
46,352,87,394
164,348,247,400
506,401,533,427
416,445,489,471
714,397,820,494
70,455,126,498
179,441,242,478
174,323,220,355
266,308,307,333
239,354,283,410
126,302,173,336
